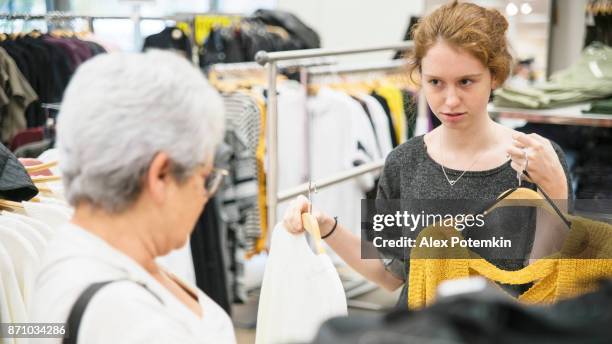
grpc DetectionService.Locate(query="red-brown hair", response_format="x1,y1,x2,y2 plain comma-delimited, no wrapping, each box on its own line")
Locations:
407,1,512,86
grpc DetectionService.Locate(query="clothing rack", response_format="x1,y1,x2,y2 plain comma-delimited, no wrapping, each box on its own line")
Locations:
256,43,414,310
255,41,413,226
0,12,241,63
306,59,407,76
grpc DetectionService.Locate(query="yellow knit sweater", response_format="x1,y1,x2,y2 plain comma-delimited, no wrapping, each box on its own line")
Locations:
408,216,612,309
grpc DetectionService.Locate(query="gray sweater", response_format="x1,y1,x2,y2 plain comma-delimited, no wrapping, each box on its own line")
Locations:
375,134,571,307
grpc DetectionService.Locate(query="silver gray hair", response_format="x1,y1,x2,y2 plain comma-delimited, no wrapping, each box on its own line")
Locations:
57,50,225,213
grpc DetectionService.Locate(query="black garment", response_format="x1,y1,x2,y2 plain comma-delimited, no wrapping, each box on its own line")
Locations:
253,9,320,49
313,279,612,344
190,197,231,315
352,96,381,156
393,16,420,59
1,35,93,128
0,142,38,201
401,89,417,139
200,27,245,67
143,27,192,59
370,91,398,148
585,12,612,47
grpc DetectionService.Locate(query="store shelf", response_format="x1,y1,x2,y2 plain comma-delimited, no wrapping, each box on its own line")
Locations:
488,103,612,127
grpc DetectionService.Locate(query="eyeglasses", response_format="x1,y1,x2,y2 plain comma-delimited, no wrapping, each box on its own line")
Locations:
204,168,228,196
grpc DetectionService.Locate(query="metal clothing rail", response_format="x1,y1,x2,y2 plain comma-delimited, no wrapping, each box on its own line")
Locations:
277,160,385,203
306,59,407,76
255,41,413,226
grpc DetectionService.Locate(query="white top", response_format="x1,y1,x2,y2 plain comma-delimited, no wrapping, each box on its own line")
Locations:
22,202,71,231
307,87,378,260
1,211,57,240
0,225,40,308
256,223,347,344
30,223,236,344
0,242,28,325
360,94,394,158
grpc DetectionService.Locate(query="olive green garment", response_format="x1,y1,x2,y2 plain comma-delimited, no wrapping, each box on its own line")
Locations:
0,47,38,143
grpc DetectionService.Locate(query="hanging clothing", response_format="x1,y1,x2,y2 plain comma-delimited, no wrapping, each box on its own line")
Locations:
219,92,263,256
190,197,231,314
0,225,40,309
0,47,38,143
360,94,394,158
0,142,38,201
30,223,236,344
370,91,399,148
408,216,612,310
217,92,264,301
0,242,28,327
256,224,347,344
252,94,268,255
375,85,407,144
308,88,378,241
1,34,105,135
276,80,308,223
199,11,320,67
143,27,192,59
1,210,56,240
401,89,418,139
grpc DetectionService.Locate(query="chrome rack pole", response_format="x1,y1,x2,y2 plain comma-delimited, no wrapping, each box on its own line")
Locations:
256,41,413,226
267,61,279,225
277,160,385,203
255,41,413,65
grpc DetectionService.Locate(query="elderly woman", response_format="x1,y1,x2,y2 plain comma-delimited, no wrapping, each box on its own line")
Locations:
30,51,235,343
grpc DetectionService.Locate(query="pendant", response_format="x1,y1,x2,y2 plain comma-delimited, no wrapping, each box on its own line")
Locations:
449,180,456,186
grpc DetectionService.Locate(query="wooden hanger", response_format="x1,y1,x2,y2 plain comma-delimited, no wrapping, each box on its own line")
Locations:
0,199,24,211
302,182,325,254
481,171,571,228
302,213,325,254
26,160,58,174
36,186,53,195
32,175,61,183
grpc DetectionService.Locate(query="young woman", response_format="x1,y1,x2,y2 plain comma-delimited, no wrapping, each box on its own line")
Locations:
283,1,571,307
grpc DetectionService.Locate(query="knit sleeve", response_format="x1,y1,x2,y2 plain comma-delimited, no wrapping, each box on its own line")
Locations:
375,151,408,282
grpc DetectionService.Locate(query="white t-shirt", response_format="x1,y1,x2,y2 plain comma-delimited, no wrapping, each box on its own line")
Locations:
256,223,347,344
0,225,40,308
307,87,378,245
0,242,28,325
30,223,236,344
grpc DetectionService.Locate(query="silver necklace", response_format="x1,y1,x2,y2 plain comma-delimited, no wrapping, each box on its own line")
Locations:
439,133,485,186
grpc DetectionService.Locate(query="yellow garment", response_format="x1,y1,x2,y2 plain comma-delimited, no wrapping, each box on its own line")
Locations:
250,92,268,256
190,15,241,46
408,216,612,310
375,86,406,144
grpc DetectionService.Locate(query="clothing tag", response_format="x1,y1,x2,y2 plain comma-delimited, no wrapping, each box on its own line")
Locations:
171,28,183,40
589,61,604,79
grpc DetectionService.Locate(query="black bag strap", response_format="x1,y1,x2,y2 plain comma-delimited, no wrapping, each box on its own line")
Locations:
63,279,163,344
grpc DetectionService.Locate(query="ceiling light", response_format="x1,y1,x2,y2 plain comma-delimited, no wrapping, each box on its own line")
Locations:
521,3,533,15
506,2,519,16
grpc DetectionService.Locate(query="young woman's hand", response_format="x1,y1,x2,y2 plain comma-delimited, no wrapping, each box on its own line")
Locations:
283,195,336,236
506,132,568,199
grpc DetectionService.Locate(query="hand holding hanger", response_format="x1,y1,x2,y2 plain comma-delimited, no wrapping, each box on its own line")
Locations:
283,195,336,250
506,132,568,200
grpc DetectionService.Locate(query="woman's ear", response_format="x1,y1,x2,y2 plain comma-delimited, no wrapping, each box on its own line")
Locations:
146,152,172,204
491,75,500,90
